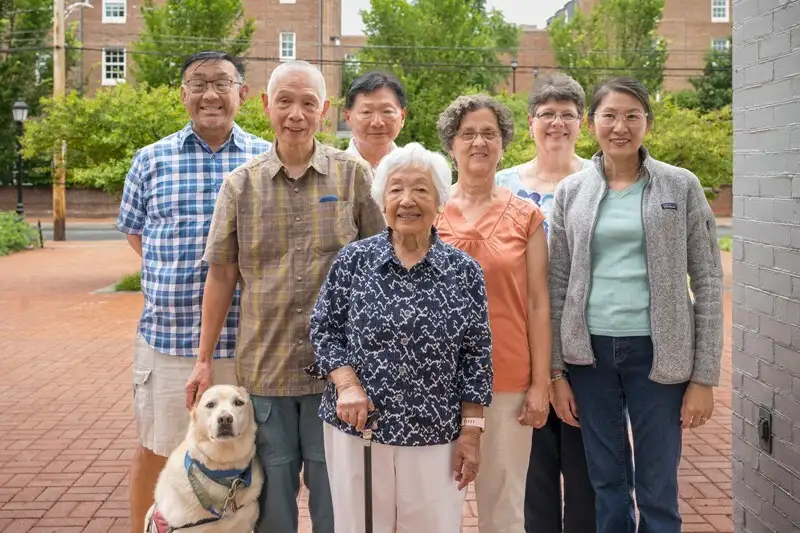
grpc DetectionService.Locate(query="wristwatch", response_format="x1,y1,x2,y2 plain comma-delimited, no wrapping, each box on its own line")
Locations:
461,417,485,432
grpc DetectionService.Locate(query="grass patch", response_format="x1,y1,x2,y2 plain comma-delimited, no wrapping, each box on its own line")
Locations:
0,211,38,256
115,271,141,292
718,235,732,252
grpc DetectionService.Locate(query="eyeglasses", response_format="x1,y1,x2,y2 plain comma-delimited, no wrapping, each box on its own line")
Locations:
183,79,241,94
456,130,501,142
592,112,648,127
534,111,580,123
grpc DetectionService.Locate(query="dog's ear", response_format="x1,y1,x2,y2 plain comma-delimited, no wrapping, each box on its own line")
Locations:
237,386,249,401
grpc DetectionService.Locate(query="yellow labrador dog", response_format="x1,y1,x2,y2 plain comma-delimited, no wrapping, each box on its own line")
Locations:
144,385,263,533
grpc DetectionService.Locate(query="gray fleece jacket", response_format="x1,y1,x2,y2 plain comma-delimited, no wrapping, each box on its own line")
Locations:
548,147,723,386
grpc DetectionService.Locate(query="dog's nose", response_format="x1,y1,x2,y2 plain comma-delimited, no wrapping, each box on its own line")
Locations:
218,414,234,426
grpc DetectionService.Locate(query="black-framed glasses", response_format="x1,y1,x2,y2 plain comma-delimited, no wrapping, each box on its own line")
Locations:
534,111,580,123
183,79,242,94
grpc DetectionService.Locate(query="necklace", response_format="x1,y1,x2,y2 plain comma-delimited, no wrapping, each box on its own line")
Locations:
528,159,557,186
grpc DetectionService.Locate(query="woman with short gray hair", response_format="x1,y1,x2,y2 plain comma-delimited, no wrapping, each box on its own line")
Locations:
496,74,597,533
308,142,494,533
435,95,551,533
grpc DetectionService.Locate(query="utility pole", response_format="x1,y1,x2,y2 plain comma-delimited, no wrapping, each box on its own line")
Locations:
52,0,67,241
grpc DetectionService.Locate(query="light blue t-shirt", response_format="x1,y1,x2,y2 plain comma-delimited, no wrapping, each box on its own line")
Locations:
586,177,651,336
496,158,592,237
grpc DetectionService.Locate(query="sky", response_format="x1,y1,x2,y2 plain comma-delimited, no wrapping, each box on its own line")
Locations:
341,0,569,36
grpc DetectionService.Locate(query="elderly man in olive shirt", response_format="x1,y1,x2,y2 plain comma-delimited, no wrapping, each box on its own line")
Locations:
185,60,385,533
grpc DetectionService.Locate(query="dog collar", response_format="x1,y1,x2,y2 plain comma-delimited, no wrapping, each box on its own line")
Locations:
183,452,253,488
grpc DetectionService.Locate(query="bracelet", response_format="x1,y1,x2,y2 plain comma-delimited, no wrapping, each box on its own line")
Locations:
550,372,566,383
336,380,360,393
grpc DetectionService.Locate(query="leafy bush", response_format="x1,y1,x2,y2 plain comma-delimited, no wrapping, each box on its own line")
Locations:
497,93,733,193
115,271,142,292
0,211,38,255
21,84,339,195
718,236,732,252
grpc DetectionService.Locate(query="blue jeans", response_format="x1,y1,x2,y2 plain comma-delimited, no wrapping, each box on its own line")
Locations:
251,394,333,533
567,336,687,533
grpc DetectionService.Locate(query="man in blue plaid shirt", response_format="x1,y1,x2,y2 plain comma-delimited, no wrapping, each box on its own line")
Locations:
115,50,270,533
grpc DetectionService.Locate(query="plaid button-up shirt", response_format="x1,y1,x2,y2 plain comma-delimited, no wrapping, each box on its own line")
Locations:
204,139,386,396
116,122,270,358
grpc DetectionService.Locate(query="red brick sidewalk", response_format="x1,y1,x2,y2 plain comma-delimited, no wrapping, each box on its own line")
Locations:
0,242,734,532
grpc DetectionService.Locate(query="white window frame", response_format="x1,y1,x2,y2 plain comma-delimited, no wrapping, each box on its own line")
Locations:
711,0,729,23
279,0,297,3
102,47,126,86
279,32,296,61
102,0,126,23
711,38,730,51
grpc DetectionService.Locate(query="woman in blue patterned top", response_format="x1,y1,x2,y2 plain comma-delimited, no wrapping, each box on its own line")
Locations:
496,74,597,533
307,142,493,533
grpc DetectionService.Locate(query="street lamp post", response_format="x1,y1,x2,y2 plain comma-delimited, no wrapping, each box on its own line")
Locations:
510,59,519,94
12,100,29,217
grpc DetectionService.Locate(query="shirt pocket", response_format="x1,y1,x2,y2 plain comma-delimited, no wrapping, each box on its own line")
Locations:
239,206,289,267
313,201,358,255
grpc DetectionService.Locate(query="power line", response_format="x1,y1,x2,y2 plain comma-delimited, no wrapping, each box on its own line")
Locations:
3,26,723,55
0,44,727,75
69,45,725,73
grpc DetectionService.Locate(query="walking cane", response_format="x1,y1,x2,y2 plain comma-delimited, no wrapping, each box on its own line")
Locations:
363,409,380,533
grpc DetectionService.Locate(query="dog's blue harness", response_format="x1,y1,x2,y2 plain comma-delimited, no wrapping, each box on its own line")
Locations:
146,454,254,533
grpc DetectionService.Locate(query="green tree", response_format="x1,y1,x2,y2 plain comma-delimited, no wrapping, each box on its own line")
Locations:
548,0,668,95
1,0,60,185
689,42,732,112
131,0,255,87
358,0,519,149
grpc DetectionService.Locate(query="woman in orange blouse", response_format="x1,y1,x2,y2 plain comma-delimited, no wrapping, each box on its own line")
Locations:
435,94,551,533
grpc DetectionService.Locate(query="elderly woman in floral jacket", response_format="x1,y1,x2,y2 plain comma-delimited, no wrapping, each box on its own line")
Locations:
307,142,494,533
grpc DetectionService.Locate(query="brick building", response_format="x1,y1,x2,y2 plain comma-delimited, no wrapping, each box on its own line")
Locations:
731,0,800,530
74,0,343,113
546,0,734,92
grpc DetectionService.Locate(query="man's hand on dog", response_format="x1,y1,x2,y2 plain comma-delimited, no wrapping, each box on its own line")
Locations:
185,361,213,410
336,383,373,432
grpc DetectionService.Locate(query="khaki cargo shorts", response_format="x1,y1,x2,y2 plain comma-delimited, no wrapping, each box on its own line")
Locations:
132,334,237,457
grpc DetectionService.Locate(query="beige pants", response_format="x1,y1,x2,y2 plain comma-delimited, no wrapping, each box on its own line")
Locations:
132,334,237,456
475,392,533,533
323,423,466,533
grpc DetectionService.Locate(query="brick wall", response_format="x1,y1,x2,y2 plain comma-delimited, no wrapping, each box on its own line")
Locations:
731,1,800,532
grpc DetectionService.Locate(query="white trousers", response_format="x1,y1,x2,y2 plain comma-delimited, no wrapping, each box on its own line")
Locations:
475,392,533,533
323,423,466,533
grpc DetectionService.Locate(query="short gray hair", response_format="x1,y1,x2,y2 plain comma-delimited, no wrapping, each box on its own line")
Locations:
371,142,452,211
528,74,586,117
437,94,514,153
267,60,327,104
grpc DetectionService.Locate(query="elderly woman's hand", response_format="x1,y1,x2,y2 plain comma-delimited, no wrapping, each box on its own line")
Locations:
518,383,550,428
452,428,481,490
336,383,373,432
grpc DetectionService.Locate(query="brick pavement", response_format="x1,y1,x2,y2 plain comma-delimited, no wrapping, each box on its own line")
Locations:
0,242,734,533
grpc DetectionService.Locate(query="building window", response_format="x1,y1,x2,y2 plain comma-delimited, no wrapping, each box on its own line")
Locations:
102,48,126,85
711,0,729,23
712,38,731,51
280,32,296,61
279,0,297,3
102,0,126,23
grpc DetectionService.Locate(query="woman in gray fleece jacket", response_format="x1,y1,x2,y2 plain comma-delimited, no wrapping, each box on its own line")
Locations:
548,77,723,533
